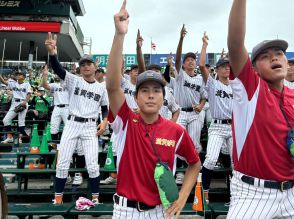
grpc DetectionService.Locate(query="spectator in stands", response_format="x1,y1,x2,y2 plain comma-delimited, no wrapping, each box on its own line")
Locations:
27,87,51,122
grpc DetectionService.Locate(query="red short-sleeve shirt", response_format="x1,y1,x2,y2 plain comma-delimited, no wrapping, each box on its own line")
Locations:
230,57,294,181
108,101,199,206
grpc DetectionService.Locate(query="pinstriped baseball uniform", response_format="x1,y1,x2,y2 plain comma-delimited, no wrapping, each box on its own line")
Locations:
111,77,138,153
159,86,180,120
48,82,69,134
56,71,108,179
173,67,207,152
284,79,294,89
121,77,138,110
203,75,233,171
3,79,32,127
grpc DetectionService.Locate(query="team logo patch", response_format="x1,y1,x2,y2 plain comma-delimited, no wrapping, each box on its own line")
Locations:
133,119,138,123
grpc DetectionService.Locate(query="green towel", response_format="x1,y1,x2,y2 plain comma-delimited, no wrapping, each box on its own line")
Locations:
154,162,179,209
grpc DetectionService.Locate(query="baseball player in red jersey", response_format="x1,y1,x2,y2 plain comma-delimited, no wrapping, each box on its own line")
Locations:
106,1,201,218
227,0,294,218
45,33,109,205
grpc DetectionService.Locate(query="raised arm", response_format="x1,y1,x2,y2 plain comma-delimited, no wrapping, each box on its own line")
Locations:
227,0,248,76
199,32,209,83
0,75,8,86
175,24,187,73
136,29,146,74
41,65,51,90
45,33,66,80
106,0,129,117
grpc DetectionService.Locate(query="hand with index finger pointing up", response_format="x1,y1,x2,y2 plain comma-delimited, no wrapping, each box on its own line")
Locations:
114,0,129,35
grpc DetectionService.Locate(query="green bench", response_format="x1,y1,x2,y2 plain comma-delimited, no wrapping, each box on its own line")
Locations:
1,168,115,191
209,202,229,218
67,202,209,218
8,202,73,219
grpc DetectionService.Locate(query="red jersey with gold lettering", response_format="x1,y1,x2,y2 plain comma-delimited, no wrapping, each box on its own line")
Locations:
108,101,199,206
230,57,294,181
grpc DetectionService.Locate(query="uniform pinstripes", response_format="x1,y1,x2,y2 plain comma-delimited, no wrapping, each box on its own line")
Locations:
112,194,167,219
3,100,28,127
50,106,69,134
112,203,167,219
203,123,232,170
173,68,207,153
159,87,180,119
284,80,294,90
177,110,204,152
49,82,69,105
173,68,207,107
205,75,233,120
56,119,99,178
121,77,138,110
7,79,32,100
4,80,32,127
228,171,294,219
65,71,108,118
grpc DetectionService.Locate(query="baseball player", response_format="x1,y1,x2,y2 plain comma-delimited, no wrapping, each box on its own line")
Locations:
199,32,233,203
45,32,109,204
122,64,138,110
227,0,294,218
107,2,201,218
174,24,207,153
136,29,180,122
42,65,69,143
0,72,32,143
285,58,294,89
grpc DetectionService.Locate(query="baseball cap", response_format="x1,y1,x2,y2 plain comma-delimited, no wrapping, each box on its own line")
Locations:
14,71,25,77
216,57,230,68
136,70,165,91
147,64,162,72
130,64,138,71
78,55,95,66
183,52,196,62
251,39,288,63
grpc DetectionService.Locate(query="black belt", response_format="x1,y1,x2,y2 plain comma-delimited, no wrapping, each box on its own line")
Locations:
214,119,232,124
56,104,68,108
241,175,294,192
181,107,194,112
114,194,156,212
14,99,24,102
68,115,95,123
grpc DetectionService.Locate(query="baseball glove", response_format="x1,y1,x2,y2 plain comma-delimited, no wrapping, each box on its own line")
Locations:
14,104,26,113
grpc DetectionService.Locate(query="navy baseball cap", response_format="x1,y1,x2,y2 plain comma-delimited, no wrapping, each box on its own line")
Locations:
130,64,138,71
147,64,161,72
136,70,165,91
14,71,26,77
183,52,196,62
78,55,95,66
251,39,288,63
216,57,230,68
